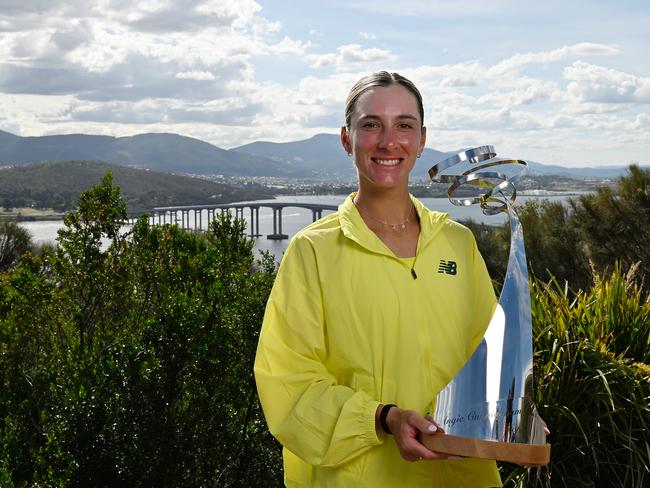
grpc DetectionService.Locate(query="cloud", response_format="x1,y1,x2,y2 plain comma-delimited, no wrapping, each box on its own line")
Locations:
565,61,650,104
0,0,310,110
51,21,95,52
633,113,650,130
68,98,264,126
476,78,560,108
175,71,218,81
308,44,397,72
0,1,647,167
346,0,515,18
359,31,377,40
127,1,240,33
488,42,619,77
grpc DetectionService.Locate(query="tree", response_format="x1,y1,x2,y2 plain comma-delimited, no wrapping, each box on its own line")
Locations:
571,165,650,286
469,165,650,294
0,172,282,486
0,221,33,272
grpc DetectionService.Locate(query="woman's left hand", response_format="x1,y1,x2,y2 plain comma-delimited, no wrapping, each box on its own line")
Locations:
383,406,465,462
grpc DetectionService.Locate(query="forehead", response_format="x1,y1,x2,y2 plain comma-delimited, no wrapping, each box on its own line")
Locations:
352,84,421,121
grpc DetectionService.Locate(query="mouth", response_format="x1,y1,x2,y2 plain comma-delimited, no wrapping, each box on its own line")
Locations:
372,158,402,167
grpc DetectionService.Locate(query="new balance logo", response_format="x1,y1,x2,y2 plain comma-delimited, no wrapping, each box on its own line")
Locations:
438,260,457,275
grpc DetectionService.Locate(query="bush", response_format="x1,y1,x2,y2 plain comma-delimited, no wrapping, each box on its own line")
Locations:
470,165,650,294
0,173,282,486
0,221,32,273
501,264,650,487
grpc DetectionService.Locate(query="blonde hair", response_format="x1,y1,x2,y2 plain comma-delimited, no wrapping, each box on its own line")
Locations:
344,71,424,128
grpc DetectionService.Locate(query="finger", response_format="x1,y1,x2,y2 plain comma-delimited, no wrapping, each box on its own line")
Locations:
408,449,465,462
424,414,444,433
401,438,448,461
408,412,439,434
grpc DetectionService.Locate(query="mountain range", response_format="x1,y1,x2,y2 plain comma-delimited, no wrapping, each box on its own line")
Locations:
0,130,640,180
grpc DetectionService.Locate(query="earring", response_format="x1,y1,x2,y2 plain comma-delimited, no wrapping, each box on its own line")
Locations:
417,153,421,158
347,151,352,156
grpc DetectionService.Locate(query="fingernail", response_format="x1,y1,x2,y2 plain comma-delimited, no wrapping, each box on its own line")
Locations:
428,424,437,433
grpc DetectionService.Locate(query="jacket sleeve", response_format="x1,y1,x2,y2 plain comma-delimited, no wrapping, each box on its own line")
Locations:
254,235,382,467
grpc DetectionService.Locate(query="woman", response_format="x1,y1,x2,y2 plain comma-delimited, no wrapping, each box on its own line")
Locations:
254,71,502,487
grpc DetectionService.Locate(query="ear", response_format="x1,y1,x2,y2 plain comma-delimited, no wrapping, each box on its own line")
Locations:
340,126,351,154
419,126,427,155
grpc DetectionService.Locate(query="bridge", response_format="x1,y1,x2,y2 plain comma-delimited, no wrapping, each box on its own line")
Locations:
128,202,339,240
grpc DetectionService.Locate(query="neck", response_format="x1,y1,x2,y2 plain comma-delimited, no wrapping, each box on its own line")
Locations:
354,186,413,223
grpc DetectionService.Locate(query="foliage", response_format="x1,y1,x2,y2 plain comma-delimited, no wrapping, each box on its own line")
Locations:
470,165,650,294
2,166,649,486
501,264,650,487
570,164,650,286
0,221,33,272
0,172,282,486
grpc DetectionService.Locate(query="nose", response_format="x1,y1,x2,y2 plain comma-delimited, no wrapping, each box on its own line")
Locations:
378,126,397,150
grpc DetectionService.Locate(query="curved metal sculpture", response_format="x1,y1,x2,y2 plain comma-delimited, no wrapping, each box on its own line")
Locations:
421,147,550,465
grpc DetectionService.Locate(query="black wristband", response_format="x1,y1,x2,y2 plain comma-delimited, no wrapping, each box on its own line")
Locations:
380,404,397,435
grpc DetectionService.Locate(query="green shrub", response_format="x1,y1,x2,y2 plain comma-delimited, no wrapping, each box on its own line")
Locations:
0,221,33,273
0,173,282,486
502,264,650,487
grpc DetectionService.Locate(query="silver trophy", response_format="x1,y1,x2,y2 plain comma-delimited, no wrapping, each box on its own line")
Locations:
421,146,550,465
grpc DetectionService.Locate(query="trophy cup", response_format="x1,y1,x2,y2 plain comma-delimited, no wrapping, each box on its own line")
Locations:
420,146,551,465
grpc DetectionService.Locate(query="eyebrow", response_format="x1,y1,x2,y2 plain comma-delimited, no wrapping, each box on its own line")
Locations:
358,114,419,122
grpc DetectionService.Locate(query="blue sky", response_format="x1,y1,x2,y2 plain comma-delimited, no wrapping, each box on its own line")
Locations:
0,0,648,167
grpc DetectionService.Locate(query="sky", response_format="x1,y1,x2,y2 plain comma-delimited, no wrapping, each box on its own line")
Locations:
0,0,649,167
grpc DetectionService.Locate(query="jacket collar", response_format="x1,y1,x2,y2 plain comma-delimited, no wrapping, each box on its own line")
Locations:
338,193,448,257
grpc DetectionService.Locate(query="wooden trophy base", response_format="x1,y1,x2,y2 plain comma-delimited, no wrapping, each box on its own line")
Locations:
420,433,551,465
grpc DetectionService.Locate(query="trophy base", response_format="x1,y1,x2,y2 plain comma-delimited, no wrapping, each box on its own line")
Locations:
421,433,550,465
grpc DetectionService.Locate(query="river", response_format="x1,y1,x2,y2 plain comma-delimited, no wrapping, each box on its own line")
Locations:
19,194,577,258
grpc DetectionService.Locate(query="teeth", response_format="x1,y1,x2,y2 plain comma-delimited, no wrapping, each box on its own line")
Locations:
374,159,400,166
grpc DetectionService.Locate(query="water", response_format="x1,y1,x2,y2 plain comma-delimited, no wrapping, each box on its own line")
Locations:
20,194,576,258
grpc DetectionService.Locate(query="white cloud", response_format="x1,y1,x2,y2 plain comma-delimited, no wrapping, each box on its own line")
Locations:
175,71,217,81
633,113,650,129
359,31,377,40
308,44,397,72
476,78,560,109
0,1,647,167
488,42,619,77
565,61,650,104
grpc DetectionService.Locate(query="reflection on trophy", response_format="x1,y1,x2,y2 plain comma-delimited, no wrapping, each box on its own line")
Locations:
420,146,551,465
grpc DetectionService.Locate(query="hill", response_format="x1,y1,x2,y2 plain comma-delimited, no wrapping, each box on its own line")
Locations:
1,129,643,180
0,130,302,177
0,160,275,213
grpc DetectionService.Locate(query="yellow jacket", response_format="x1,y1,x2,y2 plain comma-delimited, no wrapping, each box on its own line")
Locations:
254,194,501,487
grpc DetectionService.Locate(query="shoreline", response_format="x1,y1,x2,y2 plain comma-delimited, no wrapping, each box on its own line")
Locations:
1,190,585,223
1,208,66,222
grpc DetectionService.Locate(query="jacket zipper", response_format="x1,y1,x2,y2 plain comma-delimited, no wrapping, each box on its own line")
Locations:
410,254,418,280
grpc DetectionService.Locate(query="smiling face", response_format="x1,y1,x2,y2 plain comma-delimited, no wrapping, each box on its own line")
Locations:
341,83,426,193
